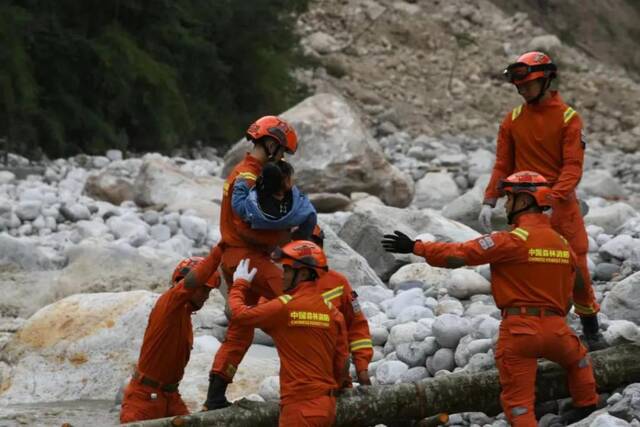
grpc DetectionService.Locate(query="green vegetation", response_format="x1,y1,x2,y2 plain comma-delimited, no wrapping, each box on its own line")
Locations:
0,1,310,158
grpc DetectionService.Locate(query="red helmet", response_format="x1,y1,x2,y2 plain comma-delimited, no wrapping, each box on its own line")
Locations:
272,240,328,275
500,171,552,208
246,116,298,154
171,257,220,288
310,225,325,247
504,51,557,85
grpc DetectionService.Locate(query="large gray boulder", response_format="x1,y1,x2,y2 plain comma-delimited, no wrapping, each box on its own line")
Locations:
134,157,224,224
338,200,480,280
84,159,142,205
0,291,277,407
578,169,627,199
51,241,181,301
585,202,638,234
221,94,414,207
320,221,384,288
601,271,640,324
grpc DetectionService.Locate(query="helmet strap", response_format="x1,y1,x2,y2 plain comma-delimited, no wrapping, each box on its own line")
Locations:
527,77,552,105
507,204,532,225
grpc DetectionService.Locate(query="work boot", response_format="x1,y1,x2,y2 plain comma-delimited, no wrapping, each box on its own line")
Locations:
202,373,231,411
580,332,608,351
548,404,598,426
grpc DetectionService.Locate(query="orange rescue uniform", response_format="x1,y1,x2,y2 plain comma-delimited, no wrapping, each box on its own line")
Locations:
120,247,222,423
213,153,290,381
316,269,373,379
229,277,349,427
413,213,598,427
484,91,598,316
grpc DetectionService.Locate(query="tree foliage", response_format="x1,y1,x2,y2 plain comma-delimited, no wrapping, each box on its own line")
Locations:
0,0,310,158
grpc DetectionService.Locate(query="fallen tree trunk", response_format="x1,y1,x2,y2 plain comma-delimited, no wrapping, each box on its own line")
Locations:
127,344,640,427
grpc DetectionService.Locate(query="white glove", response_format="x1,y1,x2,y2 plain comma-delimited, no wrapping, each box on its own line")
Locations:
478,204,493,233
233,259,257,283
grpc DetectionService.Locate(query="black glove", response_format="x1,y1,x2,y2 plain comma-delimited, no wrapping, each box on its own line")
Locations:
580,315,599,336
381,230,416,254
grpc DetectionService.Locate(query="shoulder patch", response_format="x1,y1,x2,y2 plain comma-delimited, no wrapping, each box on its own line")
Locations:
350,291,362,314
563,106,577,124
477,236,495,250
278,295,293,305
511,104,523,121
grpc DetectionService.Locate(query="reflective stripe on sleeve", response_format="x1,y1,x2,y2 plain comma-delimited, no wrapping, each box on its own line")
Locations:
350,338,373,352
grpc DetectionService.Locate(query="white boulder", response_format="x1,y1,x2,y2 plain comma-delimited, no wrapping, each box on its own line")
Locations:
601,271,640,324
413,172,460,209
376,360,409,385
444,269,491,299
432,314,471,348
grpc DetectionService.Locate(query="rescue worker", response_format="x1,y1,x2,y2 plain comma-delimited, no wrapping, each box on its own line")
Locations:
204,116,299,410
382,171,599,427
478,52,603,348
229,240,349,426
119,245,222,423
310,225,373,386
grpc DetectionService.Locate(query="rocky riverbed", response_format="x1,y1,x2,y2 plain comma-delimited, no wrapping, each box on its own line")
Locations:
1,91,640,427
3,0,640,423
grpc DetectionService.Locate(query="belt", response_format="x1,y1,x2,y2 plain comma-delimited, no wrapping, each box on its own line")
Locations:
133,371,179,393
502,306,562,317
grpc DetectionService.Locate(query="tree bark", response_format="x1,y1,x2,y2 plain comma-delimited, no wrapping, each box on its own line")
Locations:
126,344,640,427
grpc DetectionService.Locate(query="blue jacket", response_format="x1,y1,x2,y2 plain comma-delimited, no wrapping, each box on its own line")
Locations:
232,179,317,239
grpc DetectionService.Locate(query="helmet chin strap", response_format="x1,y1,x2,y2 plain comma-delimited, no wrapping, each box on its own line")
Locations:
285,269,300,292
507,201,534,225
527,77,551,104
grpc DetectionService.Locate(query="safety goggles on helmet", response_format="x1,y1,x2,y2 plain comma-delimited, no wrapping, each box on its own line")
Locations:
503,62,557,83
499,181,549,192
271,241,328,273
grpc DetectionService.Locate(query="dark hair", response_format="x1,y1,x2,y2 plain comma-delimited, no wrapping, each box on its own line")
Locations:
256,162,284,197
276,160,294,178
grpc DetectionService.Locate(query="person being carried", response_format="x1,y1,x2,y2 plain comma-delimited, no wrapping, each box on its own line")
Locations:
229,240,349,426
382,171,599,427
232,160,317,240
119,245,222,423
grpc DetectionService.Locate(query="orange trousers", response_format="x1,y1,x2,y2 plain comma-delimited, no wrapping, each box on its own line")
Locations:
279,396,336,427
550,196,599,315
495,314,598,427
211,247,283,381
119,381,188,424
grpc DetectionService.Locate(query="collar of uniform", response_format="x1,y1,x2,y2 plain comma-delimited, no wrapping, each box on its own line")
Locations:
526,90,563,111
514,212,550,227
243,152,264,168
288,280,316,296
